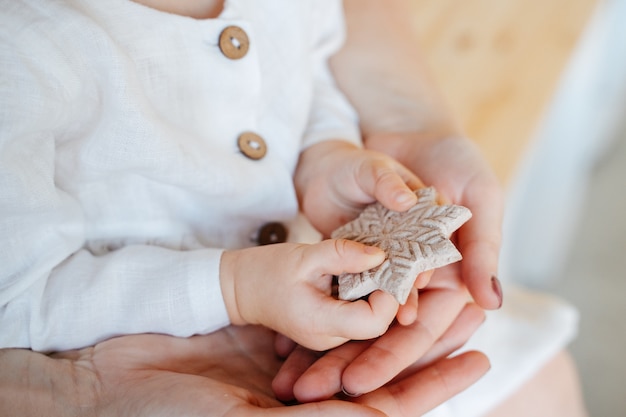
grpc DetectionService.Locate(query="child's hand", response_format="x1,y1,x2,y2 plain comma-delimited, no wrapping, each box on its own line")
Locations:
295,140,431,326
295,140,423,237
219,239,399,351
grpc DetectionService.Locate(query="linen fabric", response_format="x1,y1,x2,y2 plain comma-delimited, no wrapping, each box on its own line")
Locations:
0,0,360,351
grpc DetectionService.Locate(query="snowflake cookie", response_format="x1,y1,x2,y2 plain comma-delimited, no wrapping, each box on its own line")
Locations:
331,187,472,304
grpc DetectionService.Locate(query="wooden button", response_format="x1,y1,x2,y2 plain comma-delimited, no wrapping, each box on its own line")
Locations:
257,222,288,245
238,132,267,160
219,26,249,60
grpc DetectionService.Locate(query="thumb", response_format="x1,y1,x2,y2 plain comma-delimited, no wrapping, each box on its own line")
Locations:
356,157,422,212
303,240,398,344
305,239,386,276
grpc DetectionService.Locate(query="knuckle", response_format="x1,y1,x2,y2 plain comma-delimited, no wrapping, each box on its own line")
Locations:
333,238,349,258
373,166,402,191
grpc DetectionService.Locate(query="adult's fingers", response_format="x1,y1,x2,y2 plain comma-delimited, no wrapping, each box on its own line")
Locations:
292,289,468,401
395,285,418,326
288,341,372,403
395,269,436,326
273,345,322,402
280,300,485,403
340,289,468,396
456,174,504,310
354,350,491,417
256,401,385,417
392,302,486,382
274,333,297,358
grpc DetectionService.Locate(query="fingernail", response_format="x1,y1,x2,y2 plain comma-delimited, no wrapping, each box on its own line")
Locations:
341,385,361,398
491,276,503,309
395,190,416,206
363,245,382,255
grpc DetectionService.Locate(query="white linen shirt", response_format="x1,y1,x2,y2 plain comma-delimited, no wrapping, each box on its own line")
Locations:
0,0,360,351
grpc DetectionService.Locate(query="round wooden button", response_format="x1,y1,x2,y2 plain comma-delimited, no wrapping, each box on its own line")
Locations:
238,132,267,160
219,26,249,60
257,222,288,245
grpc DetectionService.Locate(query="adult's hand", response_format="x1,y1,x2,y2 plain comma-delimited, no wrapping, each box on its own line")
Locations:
368,133,504,309
0,323,489,417
332,0,504,310
273,286,488,402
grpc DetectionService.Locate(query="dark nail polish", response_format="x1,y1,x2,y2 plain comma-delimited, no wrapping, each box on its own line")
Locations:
341,385,361,398
491,276,503,308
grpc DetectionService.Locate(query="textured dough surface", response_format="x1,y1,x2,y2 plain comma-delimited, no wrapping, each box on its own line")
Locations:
331,187,472,304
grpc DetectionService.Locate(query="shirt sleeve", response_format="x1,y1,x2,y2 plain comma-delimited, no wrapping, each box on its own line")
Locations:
0,16,229,352
301,0,362,149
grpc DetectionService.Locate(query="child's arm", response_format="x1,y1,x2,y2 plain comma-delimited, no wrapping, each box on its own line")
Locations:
0,238,232,352
219,239,398,351
0,11,233,352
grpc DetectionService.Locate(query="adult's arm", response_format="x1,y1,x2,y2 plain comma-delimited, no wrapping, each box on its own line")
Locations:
331,0,504,310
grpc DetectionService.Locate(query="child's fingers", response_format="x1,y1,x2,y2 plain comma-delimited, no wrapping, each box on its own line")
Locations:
414,270,434,289
396,286,418,325
298,240,398,346
357,157,422,212
288,292,398,352
303,239,386,276
326,290,398,341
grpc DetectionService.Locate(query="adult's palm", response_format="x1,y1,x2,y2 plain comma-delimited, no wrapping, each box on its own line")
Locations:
1,317,487,416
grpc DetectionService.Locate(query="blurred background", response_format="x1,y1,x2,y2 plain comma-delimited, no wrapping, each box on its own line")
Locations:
408,0,626,415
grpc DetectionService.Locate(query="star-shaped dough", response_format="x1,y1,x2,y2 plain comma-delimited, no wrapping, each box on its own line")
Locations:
331,187,472,304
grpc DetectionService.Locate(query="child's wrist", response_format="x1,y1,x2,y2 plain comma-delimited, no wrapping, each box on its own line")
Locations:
219,250,247,326
295,140,359,199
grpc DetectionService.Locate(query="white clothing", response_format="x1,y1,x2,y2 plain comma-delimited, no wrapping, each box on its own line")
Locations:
0,0,360,351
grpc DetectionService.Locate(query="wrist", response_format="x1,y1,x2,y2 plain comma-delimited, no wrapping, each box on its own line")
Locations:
219,250,247,326
365,132,468,172
294,139,360,203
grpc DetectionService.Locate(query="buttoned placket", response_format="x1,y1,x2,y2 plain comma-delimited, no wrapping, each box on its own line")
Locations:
216,24,288,245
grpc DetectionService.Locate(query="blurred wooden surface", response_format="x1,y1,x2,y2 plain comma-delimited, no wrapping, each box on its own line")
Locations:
408,0,599,184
